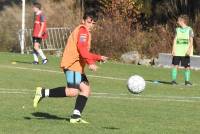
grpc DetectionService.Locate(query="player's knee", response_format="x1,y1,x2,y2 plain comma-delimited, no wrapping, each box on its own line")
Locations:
185,67,190,70
34,46,39,50
80,83,91,97
34,44,40,50
173,65,178,69
72,90,79,96
82,87,91,96
66,88,79,97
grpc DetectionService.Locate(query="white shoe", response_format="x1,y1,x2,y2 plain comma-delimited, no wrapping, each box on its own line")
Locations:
42,59,48,64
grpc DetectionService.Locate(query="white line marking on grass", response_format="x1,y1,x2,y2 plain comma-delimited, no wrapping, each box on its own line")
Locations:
91,96,200,103
0,88,34,92
0,65,63,74
0,91,30,94
92,92,129,96
92,92,200,99
87,75,126,81
0,65,199,86
1,87,200,103
0,65,126,81
2,87,200,99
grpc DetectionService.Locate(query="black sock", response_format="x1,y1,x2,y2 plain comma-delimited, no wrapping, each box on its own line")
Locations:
49,87,66,97
74,95,88,114
41,88,45,97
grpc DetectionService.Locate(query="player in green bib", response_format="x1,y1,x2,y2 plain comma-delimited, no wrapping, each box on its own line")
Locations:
171,15,194,86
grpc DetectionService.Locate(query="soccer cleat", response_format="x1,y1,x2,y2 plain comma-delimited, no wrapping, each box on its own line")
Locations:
185,81,192,86
33,61,39,65
33,87,44,108
69,118,89,124
42,59,48,64
171,81,178,85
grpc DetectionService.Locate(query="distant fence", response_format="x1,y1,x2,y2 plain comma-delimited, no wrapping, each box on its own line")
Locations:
18,27,71,53
158,53,200,69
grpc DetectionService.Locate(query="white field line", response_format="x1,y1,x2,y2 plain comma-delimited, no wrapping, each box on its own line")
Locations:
0,65,126,81
1,87,200,99
0,91,30,94
1,88,200,103
0,65,199,86
0,88,34,92
91,95,200,103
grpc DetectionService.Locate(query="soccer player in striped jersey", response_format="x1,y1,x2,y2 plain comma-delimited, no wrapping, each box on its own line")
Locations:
33,10,108,123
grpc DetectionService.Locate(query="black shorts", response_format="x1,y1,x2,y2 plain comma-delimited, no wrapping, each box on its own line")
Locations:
64,69,89,89
172,56,190,67
32,37,42,44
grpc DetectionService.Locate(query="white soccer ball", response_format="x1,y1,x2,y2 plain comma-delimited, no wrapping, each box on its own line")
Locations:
127,75,146,94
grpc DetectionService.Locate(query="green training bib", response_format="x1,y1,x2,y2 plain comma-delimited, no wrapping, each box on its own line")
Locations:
175,27,191,56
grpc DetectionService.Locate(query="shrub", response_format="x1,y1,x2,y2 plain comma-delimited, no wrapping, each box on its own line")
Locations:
92,21,173,59
91,18,132,59
0,4,22,52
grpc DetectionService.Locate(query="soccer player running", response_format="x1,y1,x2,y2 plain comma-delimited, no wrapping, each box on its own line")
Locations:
33,10,108,123
32,2,48,64
171,15,194,86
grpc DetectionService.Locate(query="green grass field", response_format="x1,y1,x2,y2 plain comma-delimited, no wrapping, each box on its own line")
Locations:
1,52,200,134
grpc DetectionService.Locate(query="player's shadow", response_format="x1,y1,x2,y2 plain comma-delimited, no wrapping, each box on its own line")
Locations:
146,80,172,85
24,112,70,121
15,60,33,64
102,127,120,130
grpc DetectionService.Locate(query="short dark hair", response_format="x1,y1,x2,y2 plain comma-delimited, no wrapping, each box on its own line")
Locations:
83,9,98,22
178,14,189,25
33,2,41,10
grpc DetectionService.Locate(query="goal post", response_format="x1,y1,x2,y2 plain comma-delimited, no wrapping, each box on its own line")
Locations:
20,0,25,54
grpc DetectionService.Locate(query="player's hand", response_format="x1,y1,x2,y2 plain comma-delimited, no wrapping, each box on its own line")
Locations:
101,56,108,63
88,64,98,72
38,33,42,38
172,51,175,56
186,50,191,56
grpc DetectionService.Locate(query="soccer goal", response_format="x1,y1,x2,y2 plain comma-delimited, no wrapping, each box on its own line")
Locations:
18,27,71,54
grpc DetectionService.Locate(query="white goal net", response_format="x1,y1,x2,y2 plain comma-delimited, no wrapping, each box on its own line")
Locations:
18,27,71,54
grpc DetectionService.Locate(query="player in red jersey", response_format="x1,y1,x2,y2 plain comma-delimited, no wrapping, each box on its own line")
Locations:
32,2,48,64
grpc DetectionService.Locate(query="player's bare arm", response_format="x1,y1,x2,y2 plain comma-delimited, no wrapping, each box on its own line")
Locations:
172,36,177,56
186,36,193,56
38,22,45,37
